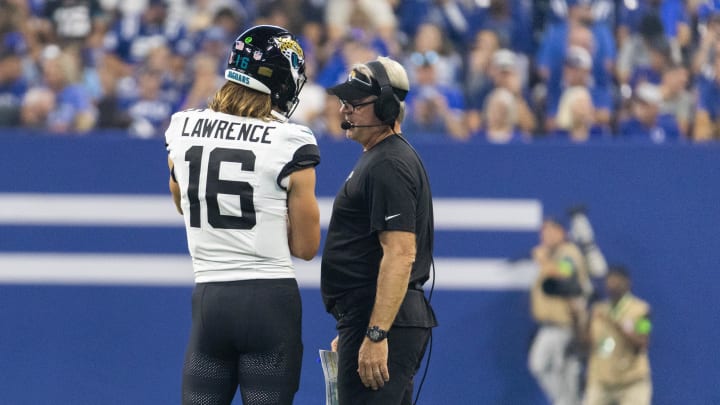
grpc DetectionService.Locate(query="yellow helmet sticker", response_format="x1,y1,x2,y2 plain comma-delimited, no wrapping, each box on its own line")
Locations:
276,37,304,68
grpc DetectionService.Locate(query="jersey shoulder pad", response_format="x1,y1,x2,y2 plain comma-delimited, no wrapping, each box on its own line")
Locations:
274,122,320,189
282,122,317,145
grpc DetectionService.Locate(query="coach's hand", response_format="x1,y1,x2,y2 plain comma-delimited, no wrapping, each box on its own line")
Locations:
357,338,390,390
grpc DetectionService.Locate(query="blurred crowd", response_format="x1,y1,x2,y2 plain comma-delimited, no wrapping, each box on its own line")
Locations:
2,0,720,144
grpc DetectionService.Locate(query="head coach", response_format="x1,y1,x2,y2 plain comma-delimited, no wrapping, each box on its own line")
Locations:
321,56,438,405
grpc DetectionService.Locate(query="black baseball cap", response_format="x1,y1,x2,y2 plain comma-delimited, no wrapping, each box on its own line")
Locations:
326,67,408,102
326,69,378,101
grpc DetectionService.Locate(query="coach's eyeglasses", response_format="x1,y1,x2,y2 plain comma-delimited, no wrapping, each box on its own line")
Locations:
340,99,376,113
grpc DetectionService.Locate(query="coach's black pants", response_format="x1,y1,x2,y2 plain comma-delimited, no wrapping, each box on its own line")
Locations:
331,288,433,405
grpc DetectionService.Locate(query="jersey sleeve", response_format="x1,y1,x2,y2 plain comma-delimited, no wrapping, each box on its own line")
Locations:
164,111,187,150
276,124,320,190
368,159,417,233
164,112,187,180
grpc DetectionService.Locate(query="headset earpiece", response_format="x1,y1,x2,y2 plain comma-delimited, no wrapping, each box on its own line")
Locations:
366,61,400,125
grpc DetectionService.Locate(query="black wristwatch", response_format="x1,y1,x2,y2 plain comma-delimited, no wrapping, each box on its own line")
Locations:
366,326,388,342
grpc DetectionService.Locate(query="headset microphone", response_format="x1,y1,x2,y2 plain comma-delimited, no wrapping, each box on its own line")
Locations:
341,121,388,130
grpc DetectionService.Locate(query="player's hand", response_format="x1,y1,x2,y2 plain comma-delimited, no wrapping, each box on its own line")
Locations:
357,338,390,390
331,335,339,352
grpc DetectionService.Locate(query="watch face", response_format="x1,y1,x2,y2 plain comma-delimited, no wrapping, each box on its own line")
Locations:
367,326,387,342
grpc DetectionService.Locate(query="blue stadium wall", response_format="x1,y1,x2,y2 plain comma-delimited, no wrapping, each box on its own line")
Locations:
0,132,718,405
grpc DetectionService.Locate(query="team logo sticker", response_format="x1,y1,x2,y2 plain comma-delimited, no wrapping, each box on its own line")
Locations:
276,37,304,68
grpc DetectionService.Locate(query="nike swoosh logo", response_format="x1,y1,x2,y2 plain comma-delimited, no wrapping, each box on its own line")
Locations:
385,214,401,221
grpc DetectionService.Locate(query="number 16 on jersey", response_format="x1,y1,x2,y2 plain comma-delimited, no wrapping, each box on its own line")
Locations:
184,145,257,230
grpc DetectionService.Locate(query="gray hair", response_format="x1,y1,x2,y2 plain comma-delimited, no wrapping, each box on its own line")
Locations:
556,86,592,129
484,88,518,126
352,56,410,123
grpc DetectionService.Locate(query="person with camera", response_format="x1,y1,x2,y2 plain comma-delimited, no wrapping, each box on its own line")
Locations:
528,217,591,405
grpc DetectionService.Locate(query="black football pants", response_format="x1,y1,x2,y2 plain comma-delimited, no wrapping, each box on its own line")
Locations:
182,279,303,405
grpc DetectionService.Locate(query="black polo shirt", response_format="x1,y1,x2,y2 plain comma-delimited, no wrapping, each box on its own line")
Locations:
321,135,434,325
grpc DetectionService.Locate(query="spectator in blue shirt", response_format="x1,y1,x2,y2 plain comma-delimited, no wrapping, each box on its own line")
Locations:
0,43,28,126
692,11,720,76
617,14,671,89
433,0,534,55
178,53,223,111
103,0,190,65
323,0,398,57
617,0,689,50
95,55,131,130
125,66,173,138
403,54,468,141
466,49,536,136
477,0,535,56
36,45,96,134
180,0,247,38
658,63,692,138
316,31,382,89
552,85,611,143
19,87,55,130
394,0,435,40
618,82,680,143
212,7,247,42
471,87,528,144
546,0,615,28
627,36,672,89
693,40,720,141
427,0,486,51
464,29,502,133
546,45,613,132
403,22,463,88
536,1,616,104
697,0,720,24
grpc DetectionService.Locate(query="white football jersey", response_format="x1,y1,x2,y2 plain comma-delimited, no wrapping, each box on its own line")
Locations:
165,108,320,283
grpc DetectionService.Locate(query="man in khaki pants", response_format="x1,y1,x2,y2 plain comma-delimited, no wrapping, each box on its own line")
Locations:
528,217,590,405
582,266,652,405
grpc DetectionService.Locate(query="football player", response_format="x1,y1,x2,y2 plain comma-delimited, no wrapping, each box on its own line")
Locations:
165,25,320,405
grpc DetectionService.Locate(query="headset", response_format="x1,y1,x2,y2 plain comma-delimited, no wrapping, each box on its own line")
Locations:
366,61,401,125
